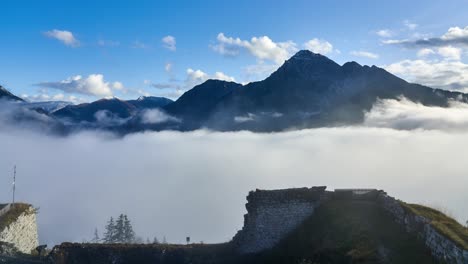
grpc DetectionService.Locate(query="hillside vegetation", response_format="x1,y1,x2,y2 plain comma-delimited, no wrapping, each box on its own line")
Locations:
400,202,468,250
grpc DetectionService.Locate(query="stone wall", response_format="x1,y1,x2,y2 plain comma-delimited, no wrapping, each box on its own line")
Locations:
377,193,468,264
0,205,39,254
232,186,327,253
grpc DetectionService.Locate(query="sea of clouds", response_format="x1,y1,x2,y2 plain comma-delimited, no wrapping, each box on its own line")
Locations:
0,98,468,245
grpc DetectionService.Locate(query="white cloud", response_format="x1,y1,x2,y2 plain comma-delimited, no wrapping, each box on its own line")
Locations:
36,74,125,97
186,68,209,84
381,39,408,45
383,26,468,48
44,29,79,47
213,72,236,82
186,68,236,86
162,35,176,51
376,29,394,38
112,82,124,90
365,97,468,131
22,92,85,104
350,50,379,59
141,109,179,124
212,33,298,64
441,26,468,41
303,38,334,55
234,113,256,123
403,20,418,30
385,59,468,91
437,46,462,60
417,48,435,57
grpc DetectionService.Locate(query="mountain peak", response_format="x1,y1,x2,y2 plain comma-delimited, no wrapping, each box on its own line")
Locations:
290,50,324,60
269,50,341,81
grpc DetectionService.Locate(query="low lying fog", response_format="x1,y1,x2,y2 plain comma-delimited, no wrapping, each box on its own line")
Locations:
1,98,468,245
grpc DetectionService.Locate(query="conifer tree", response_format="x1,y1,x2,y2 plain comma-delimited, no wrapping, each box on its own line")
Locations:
123,214,136,243
115,214,125,243
103,217,116,243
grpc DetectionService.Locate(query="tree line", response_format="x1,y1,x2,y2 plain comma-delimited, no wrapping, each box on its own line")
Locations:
91,213,167,244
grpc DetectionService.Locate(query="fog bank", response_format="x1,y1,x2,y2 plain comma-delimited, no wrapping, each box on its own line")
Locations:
0,127,467,245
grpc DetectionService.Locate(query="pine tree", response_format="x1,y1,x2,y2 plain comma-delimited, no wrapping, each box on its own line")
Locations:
123,214,135,243
162,236,167,244
115,214,125,243
92,228,100,243
103,217,116,243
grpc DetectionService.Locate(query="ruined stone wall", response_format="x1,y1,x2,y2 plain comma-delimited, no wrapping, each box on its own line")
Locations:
378,193,468,264
232,186,327,253
0,206,39,254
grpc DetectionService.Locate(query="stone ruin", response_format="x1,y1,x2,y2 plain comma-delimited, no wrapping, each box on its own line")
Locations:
232,186,468,264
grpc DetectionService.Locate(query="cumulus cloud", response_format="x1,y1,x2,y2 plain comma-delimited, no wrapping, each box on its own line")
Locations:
212,33,298,64
162,35,176,51
212,33,337,82
417,48,435,57
303,38,334,55
0,124,467,246
44,29,79,47
350,50,379,59
186,68,236,86
36,74,125,97
376,29,394,38
385,59,468,92
437,46,462,60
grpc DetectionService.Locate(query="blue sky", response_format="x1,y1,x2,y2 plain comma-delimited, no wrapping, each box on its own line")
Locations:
1,0,467,103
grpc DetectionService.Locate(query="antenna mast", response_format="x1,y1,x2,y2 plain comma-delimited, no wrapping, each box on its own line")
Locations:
12,165,16,205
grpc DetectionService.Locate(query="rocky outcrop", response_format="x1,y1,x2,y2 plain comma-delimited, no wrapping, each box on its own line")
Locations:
378,193,468,264
232,186,327,253
0,204,39,254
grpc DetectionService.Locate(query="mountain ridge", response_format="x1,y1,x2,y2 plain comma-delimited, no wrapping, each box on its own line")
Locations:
2,50,468,134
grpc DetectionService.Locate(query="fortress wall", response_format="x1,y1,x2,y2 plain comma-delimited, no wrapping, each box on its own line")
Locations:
378,193,468,264
232,186,327,254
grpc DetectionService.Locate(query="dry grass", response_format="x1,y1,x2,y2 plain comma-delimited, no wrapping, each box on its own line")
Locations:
400,202,468,250
0,203,34,233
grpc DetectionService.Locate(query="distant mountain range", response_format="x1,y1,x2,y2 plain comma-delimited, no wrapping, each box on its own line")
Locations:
1,50,467,135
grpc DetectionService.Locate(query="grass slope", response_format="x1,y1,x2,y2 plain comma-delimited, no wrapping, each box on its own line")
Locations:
400,202,468,250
